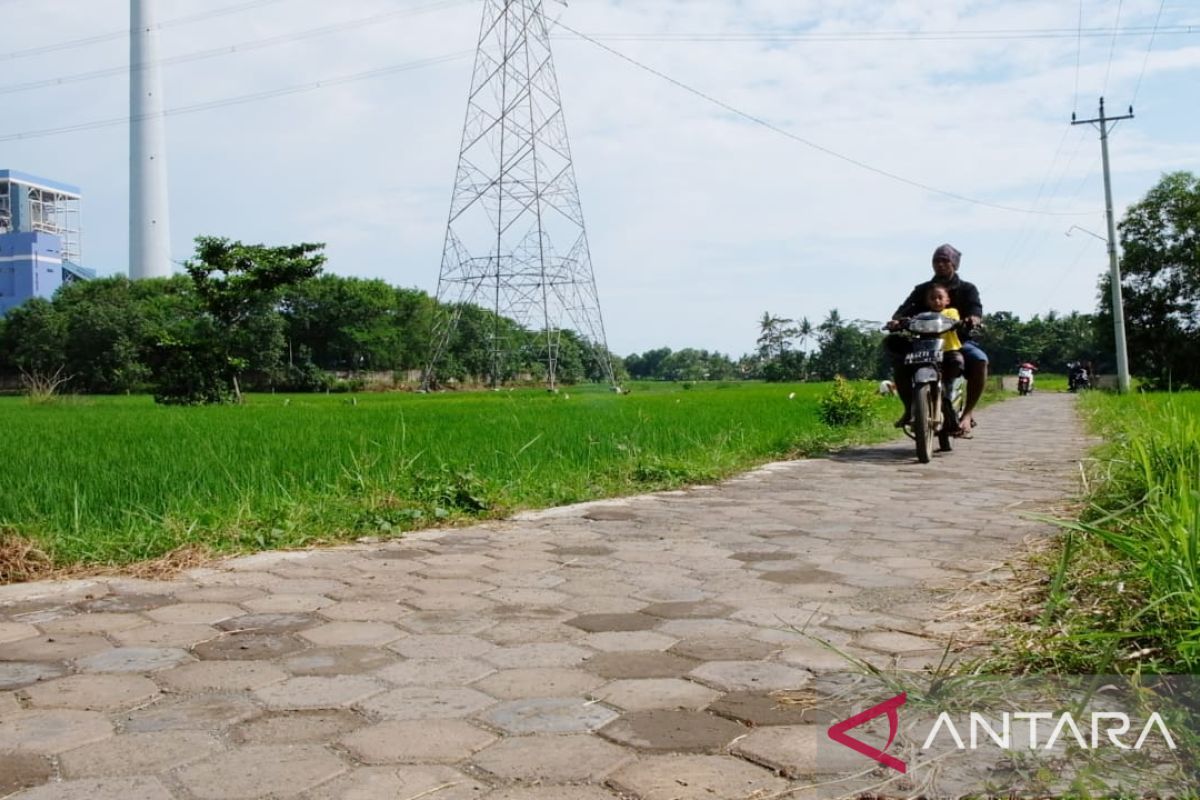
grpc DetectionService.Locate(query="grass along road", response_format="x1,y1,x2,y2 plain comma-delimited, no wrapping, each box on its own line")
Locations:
0,381,899,576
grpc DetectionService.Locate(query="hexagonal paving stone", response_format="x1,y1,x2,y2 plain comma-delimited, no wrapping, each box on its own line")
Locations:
398,610,495,635
2,634,111,661
215,612,321,633
707,690,840,726
640,601,734,619
22,673,160,712
77,594,167,614
0,622,42,643
254,675,386,710
598,709,746,753
39,613,147,636
278,647,396,677
470,734,631,782
483,789,620,800
0,709,114,754
731,724,867,777
8,775,176,800
339,719,496,763
591,678,722,711
359,686,495,720
58,730,223,778
669,636,776,662
478,697,618,734
121,693,261,732
191,631,307,661
472,668,604,700
231,709,366,744
389,633,494,659
156,661,289,692
609,754,789,800
241,594,333,613
484,643,591,668
317,600,411,622
299,621,404,647
0,752,53,796
0,661,66,691
174,744,347,800
146,602,243,625
689,661,812,692
566,612,657,633
583,651,698,680
304,765,488,800
374,657,494,687
77,647,191,675
854,630,944,654
584,631,678,652
112,623,219,648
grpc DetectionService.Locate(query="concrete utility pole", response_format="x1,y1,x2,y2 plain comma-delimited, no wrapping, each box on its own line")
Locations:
1072,97,1133,393
129,0,173,280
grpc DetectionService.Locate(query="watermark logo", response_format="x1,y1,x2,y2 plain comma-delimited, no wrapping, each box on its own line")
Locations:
826,691,908,773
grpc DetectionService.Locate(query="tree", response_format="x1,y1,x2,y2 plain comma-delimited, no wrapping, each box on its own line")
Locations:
153,237,325,404
1103,171,1200,388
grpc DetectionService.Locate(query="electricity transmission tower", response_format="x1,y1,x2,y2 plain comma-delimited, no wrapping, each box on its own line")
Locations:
423,0,617,391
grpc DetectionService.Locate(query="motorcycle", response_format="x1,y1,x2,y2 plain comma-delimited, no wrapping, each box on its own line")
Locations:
1017,363,1036,396
890,312,965,463
1068,364,1091,392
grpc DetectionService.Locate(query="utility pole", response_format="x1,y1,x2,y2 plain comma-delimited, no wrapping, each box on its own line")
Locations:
1072,97,1133,393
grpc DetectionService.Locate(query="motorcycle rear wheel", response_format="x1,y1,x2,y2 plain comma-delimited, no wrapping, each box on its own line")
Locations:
914,383,934,463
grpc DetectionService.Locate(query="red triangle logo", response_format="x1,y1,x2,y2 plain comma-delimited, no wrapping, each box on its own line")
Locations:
827,692,907,773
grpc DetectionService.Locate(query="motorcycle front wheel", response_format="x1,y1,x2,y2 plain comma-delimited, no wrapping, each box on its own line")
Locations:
913,383,934,463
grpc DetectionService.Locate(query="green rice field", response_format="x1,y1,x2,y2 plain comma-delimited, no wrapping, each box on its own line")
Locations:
0,381,896,572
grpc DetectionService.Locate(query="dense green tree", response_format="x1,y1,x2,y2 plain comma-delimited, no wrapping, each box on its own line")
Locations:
1099,171,1200,387
153,237,326,404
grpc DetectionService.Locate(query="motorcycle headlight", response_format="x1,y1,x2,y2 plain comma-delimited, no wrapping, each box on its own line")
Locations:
908,317,954,334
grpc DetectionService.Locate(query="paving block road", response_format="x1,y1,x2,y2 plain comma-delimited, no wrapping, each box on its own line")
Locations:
0,393,1088,799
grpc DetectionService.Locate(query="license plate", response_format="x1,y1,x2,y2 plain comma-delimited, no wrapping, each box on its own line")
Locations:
905,351,942,364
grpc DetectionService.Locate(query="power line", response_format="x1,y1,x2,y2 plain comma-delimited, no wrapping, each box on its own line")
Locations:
1102,0,1126,96
0,0,471,97
0,0,292,62
1131,0,1168,106
553,19,1095,218
1073,0,1084,114
551,24,1198,44
0,51,472,143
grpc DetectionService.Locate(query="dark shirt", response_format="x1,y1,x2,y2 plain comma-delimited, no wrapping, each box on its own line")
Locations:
893,274,983,322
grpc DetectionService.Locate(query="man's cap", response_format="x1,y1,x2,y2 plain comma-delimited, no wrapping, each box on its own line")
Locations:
932,244,961,268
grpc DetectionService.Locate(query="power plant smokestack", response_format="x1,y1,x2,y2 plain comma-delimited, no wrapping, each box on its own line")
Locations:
129,0,172,279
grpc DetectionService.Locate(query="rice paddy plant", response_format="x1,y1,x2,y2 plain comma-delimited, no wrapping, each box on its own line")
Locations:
0,381,893,572
1061,392,1200,672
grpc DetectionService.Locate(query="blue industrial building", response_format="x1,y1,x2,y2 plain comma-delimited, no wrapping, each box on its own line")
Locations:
0,169,94,315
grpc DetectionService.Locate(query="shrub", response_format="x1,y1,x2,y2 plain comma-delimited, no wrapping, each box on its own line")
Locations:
818,376,876,427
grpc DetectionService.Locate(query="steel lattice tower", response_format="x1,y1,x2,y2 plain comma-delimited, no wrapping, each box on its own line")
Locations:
424,0,616,390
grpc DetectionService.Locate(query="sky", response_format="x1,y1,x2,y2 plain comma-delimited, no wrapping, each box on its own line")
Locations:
2,0,1198,358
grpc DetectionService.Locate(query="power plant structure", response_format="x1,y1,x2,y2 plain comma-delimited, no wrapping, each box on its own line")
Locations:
0,170,94,316
129,0,173,280
424,0,616,390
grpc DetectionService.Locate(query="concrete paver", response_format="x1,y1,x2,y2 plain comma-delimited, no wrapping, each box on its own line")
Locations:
0,395,1088,799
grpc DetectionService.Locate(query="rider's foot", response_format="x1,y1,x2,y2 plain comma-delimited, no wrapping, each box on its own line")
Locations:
957,411,975,434
894,414,910,428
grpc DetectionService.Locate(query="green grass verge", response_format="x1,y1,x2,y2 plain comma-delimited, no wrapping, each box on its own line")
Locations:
1009,390,1200,674
0,380,902,572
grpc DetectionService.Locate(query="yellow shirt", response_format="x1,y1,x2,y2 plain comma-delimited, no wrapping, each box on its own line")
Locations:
939,307,962,351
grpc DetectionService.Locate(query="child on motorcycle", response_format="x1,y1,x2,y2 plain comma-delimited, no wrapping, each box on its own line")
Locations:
889,284,965,427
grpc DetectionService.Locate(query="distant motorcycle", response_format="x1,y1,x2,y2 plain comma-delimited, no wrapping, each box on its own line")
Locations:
1017,363,1036,396
890,312,964,463
1068,364,1091,392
